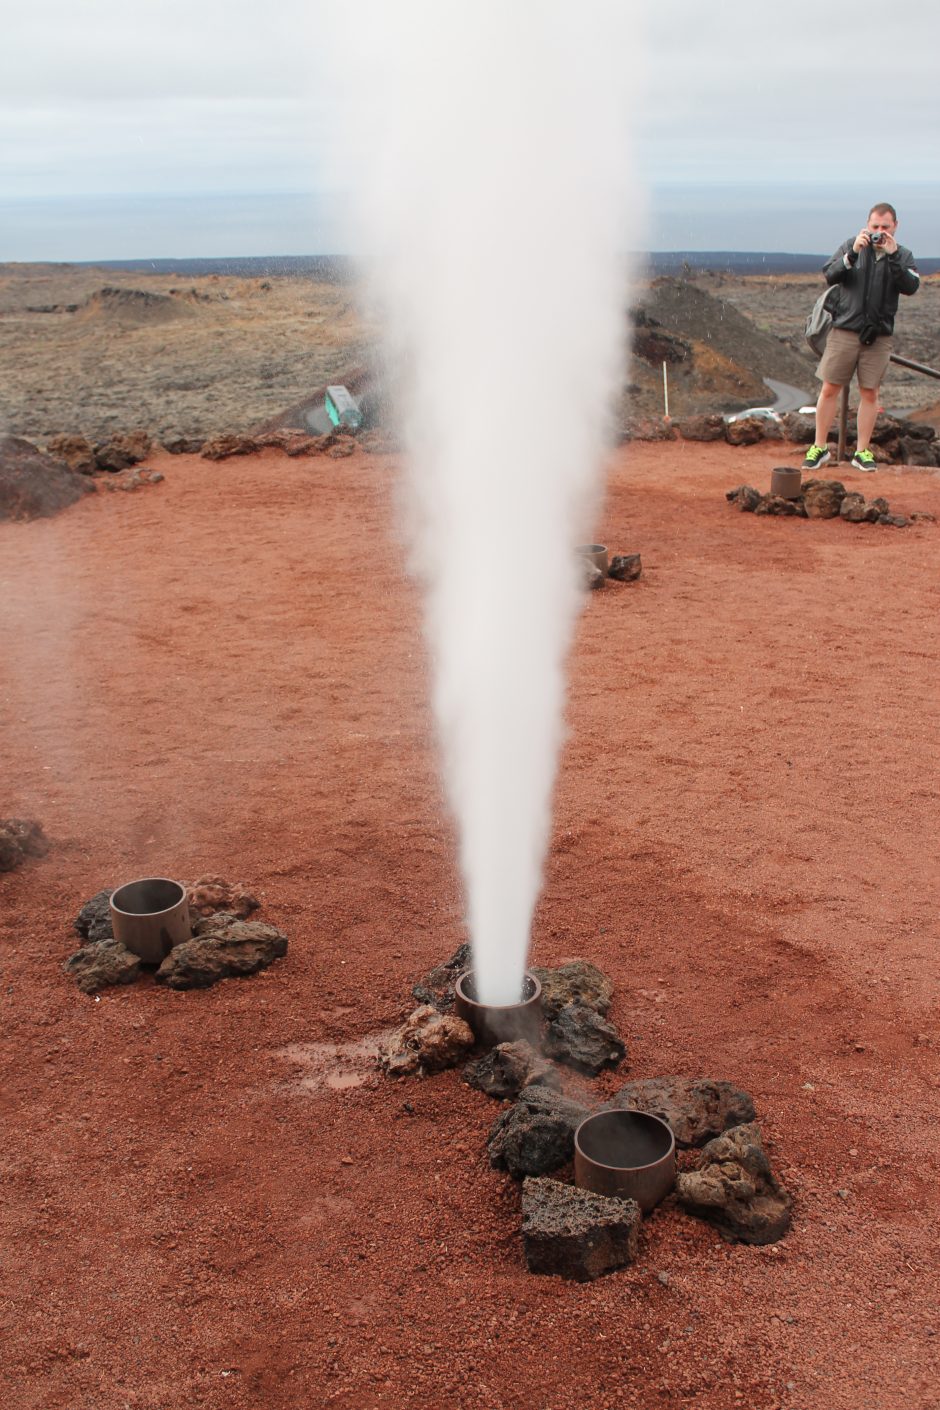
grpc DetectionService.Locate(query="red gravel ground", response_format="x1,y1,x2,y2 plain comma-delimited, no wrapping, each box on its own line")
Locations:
2,442,939,1410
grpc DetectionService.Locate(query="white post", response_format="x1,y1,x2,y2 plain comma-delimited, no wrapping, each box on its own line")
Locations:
662,361,669,420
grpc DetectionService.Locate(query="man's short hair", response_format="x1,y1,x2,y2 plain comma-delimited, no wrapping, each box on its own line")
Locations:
869,202,898,222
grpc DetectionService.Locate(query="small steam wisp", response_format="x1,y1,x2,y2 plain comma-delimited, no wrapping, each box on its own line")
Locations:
324,2,639,1004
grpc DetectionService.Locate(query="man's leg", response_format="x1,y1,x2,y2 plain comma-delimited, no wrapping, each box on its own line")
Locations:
815,381,843,447
855,386,879,452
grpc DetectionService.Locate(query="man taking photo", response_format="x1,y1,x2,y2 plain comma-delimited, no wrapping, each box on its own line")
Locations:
803,203,920,472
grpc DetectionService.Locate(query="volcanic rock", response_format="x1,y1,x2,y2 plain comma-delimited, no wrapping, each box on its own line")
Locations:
605,1076,755,1148
544,1003,626,1076
608,553,643,582
780,412,817,444
754,494,798,517
726,484,762,512
0,817,49,871
200,434,259,461
620,417,676,443
359,429,402,454
879,514,909,527
94,431,151,472
64,940,142,994
161,431,205,455
521,1177,641,1281
283,434,328,457
254,430,336,456
488,1085,591,1179
100,467,164,492
0,817,48,858
869,497,890,516
154,918,287,989
531,960,613,1018
675,1121,792,1244
185,876,260,920
0,831,22,872
379,1004,474,1077
632,318,693,369
463,1041,561,1099
802,478,846,519
74,889,116,942
839,492,868,522
328,438,357,458
894,419,936,441
869,416,904,446
910,511,937,523
0,436,95,522
412,943,472,1013
724,417,765,446
45,433,96,474
675,413,726,442
898,437,937,466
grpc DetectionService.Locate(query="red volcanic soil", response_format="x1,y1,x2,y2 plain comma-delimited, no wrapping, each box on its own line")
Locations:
1,442,939,1410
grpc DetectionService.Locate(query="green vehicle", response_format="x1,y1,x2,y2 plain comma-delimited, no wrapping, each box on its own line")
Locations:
325,384,363,431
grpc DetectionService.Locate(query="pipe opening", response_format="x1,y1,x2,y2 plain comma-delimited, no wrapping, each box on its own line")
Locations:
457,971,538,1008
576,1110,673,1171
111,878,186,917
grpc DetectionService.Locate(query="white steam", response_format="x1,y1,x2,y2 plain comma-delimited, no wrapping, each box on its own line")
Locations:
322,2,641,1004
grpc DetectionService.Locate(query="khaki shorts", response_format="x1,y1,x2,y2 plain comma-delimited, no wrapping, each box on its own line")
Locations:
817,328,893,390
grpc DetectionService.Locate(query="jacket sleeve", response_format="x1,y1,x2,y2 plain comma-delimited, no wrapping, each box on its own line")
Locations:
890,247,920,296
823,240,856,285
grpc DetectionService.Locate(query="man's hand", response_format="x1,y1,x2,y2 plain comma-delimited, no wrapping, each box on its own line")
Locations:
881,231,899,255
853,228,873,253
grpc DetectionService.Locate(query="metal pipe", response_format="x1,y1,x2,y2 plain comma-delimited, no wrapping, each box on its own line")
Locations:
888,353,940,381
574,1111,676,1214
454,970,543,1048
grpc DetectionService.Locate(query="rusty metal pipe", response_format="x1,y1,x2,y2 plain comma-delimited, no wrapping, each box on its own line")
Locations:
576,544,609,575
888,353,940,381
454,970,542,1048
770,467,802,499
574,1110,676,1214
109,878,191,965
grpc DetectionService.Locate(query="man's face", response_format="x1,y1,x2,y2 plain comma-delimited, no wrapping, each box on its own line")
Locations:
868,210,898,240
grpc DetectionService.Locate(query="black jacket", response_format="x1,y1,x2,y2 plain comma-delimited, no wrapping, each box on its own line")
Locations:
823,239,919,337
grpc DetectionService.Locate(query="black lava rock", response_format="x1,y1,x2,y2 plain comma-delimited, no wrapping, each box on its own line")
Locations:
544,1002,626,1076
608,553,642,582
487,1086,590,1179
412,942,472,1013
521,1177,641,1280
74,889,117,943
463,1041,561,1099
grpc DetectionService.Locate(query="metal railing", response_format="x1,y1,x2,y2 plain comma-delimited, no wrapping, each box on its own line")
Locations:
835,353,940,463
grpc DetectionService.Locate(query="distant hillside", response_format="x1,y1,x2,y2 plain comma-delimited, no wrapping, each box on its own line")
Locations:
623,277,815,419
73,252,940,278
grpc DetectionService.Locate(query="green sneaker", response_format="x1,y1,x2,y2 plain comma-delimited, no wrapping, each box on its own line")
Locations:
851,448,877,471
802,444,831,471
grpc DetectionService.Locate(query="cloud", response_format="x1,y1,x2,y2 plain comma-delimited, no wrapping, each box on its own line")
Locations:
0,97,321,197
2,0,939,254
1,0,316,101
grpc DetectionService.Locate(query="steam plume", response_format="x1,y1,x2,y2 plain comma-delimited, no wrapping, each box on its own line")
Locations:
323,1,641,1003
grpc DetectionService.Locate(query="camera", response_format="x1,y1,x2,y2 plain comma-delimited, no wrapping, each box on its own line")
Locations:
870,231,885,245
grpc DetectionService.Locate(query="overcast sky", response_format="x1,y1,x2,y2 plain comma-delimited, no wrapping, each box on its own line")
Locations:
2,0,938,259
